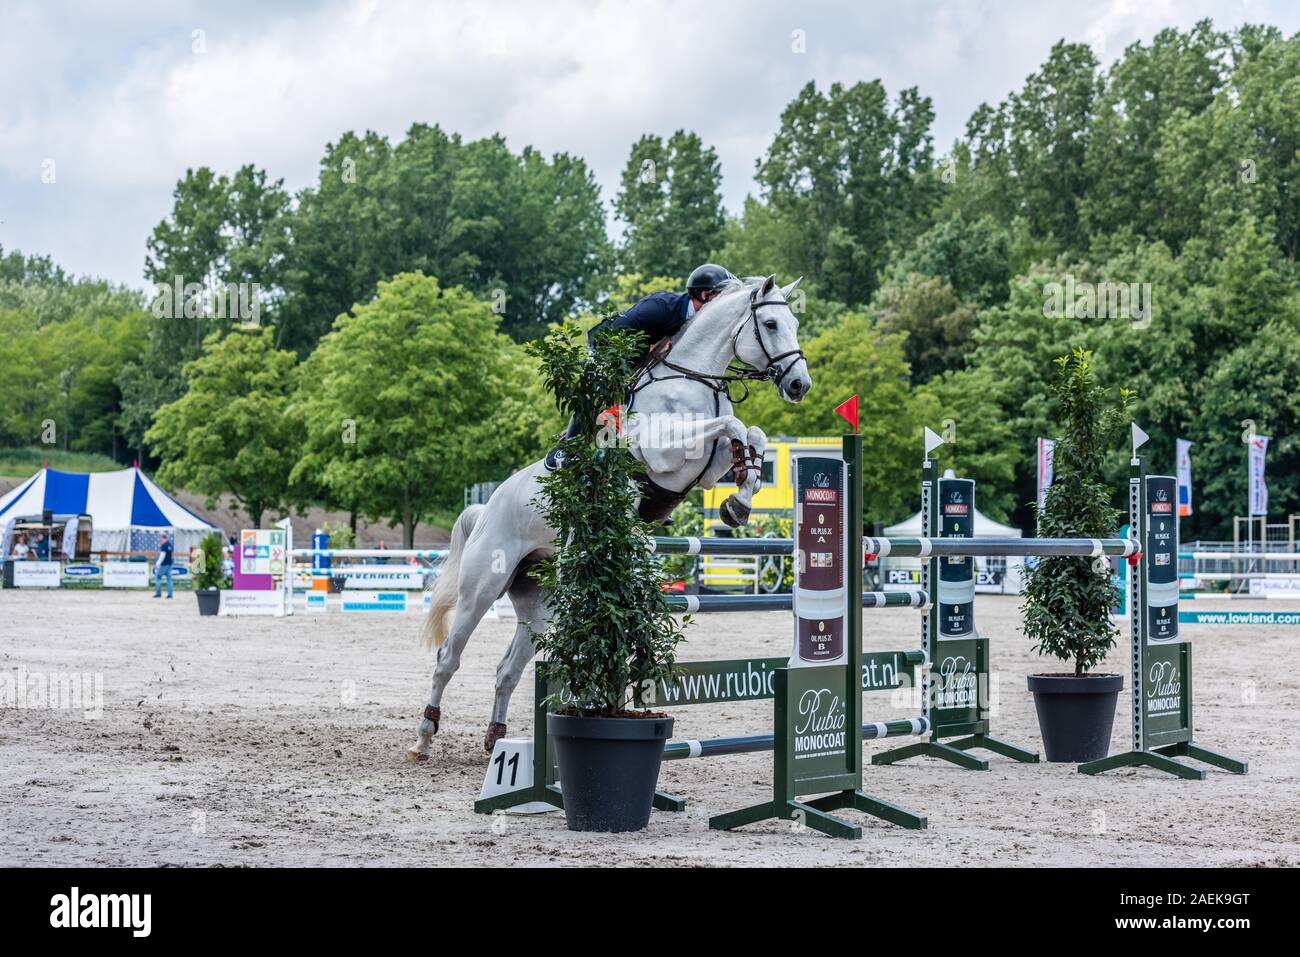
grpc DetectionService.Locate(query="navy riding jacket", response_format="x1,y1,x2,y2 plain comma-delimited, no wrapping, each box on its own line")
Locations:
589,292,692,361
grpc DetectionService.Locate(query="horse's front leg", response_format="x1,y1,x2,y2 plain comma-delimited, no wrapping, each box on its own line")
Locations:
634,412,751,492
714,426,767,528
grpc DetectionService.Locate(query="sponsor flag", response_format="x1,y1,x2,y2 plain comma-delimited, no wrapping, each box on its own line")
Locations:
1036,438,1056,512
1249,435,1270,516
1176,438,1194,517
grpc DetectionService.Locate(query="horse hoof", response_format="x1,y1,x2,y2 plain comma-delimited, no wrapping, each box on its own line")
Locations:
404,749,429,764
720,495,750,528
484,722,508,753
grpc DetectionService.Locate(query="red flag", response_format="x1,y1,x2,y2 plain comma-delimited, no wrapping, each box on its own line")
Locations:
834,395,859,433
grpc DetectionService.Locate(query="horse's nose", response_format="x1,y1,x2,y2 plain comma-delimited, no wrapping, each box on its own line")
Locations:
786,375,809,400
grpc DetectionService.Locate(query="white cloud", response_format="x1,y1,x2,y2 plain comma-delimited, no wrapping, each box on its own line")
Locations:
1,0,1295,287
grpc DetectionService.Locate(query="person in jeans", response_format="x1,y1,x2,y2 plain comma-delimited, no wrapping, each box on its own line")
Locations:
153,532,175,599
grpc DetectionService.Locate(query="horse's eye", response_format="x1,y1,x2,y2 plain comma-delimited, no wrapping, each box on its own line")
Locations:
763,320,778,332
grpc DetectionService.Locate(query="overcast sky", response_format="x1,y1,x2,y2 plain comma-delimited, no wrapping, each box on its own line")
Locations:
3,0,1296,290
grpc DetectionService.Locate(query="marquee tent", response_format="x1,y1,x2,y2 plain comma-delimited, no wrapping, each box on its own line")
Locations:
879,469,1026,594
0,466,219,559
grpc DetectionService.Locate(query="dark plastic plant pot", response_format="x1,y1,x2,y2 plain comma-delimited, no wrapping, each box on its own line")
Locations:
1027,673,1123,762
547,712,674,832
195,588,221,616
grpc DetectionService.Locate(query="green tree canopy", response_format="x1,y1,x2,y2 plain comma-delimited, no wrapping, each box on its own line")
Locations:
289,272,535,546
146,328,300,527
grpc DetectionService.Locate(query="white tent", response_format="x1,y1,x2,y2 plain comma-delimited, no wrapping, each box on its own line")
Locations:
879,470,1025,594
0,466,219,559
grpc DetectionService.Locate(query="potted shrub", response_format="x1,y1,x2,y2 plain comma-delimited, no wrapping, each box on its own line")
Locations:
1023,349,1133,761
527,322,686,832
193,531,227,616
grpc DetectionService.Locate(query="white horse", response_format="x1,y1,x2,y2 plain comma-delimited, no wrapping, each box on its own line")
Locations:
406,275,811,760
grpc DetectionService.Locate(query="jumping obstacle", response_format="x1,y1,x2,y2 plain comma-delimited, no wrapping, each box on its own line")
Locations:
867,467,1041,769
663,590,926,613
475,423,1245,837
477,644,934,831
1077,456,1248,779
478,435,938,835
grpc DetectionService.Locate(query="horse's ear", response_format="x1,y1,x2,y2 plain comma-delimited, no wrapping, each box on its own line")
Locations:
761,274,777,296
780,277,803,299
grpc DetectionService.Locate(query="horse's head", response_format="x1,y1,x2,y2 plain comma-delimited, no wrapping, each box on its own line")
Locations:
726,275,812,403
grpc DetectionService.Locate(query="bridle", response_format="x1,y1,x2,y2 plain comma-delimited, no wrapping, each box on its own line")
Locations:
637,286,806,404
733,287,806,394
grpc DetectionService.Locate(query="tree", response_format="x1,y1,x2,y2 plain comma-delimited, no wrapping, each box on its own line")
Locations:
145,165,290,365
1081,21,1230,246
738,311,933,522
756,80,939,308
278,125,610,349
1022,350,1132,675
886,212,1011,308
290,272,531,546
146,328,300,527
874,274,977,385
614,131,725,281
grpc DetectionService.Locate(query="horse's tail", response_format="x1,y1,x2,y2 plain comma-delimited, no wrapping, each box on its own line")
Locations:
421,504,484,650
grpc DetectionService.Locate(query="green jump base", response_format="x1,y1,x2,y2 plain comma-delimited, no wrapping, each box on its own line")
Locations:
1077,741,1248,778
474,785,686,815
946,733,1040,763
709,788,928,839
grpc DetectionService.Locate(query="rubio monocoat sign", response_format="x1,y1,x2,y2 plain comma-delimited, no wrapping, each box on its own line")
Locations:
791,453,847,667
1141,475,1188,741
933,477,979,715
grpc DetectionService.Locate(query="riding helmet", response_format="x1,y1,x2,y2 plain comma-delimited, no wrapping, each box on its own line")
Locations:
686,263,738,296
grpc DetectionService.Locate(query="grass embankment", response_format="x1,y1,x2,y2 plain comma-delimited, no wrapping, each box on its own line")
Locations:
0,447,125,479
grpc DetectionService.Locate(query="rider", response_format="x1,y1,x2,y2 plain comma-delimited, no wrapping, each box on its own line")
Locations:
543,263,738,470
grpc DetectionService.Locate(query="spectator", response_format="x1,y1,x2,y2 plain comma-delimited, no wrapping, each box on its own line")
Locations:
153,532,175,600
12,535,30,560
34,531,49,561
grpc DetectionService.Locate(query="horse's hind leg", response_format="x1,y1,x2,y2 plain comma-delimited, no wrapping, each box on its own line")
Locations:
485,568,548,753
406,550,516,764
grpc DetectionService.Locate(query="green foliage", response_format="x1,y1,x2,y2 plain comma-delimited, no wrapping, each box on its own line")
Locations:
1022,350,1133,675
527,324,685,714
0,247,150,461
659,497,704,582
756,80,940,308
319,521,356,550
144,165,289,369
0,447,121,478
873,274,977,385
733,514,796,591
193,531,228,590
912,367,1020,522
886,213,1012,308
146,328,300,527
289,272,532,547
277,125,610,349
615,131,725,281
741,312,934,523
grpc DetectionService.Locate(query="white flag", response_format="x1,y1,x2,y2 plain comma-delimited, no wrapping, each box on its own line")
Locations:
1176,438,1194,517
1249,435,1270,516
1037,438,1056,512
